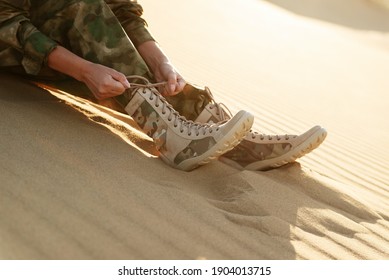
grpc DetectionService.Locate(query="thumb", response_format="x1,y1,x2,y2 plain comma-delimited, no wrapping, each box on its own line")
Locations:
110,70,131,89
167,73,178,95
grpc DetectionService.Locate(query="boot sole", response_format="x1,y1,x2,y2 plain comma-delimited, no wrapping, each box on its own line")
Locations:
171,111,254,171
220,126,327,171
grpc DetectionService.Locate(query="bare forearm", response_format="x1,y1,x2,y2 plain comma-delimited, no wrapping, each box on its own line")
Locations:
47,46,91,81
137,41,170,74
47,46,130,100
137,41,185,95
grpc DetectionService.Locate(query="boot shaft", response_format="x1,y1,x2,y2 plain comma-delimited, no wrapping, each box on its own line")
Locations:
122,78,254,171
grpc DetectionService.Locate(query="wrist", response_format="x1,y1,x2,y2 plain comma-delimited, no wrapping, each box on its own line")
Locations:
76,60,94,82
47,46,93,82
138,41,170,73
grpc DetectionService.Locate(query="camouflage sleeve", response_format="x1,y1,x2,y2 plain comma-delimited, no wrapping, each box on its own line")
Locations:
105,0,155,47
0,0,58,75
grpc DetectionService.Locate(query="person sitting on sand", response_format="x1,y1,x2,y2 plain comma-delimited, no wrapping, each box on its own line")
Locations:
0,0,326,171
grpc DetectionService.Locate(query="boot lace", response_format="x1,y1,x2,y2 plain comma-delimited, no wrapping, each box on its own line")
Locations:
127,76,223,136
248,131,296,141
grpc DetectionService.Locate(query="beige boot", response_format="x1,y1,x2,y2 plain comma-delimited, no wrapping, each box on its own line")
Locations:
184,83,327,171
123,77,254,171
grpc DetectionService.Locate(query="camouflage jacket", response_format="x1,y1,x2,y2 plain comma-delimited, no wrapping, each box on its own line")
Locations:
0,0,154,75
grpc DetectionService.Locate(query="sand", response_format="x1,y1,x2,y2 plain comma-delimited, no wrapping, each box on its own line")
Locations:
0,0,388,259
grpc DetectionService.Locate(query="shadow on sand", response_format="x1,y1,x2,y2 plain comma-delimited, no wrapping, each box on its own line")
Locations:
1,73,386,259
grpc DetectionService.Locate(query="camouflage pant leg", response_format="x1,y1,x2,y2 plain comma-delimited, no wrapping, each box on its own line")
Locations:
17,0,209,118
164,84,213,122
25,0,152,103
34,0,151,79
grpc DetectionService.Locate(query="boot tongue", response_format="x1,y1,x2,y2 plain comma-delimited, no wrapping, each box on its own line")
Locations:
167,83,231,124
165,83,213,121
195,105,220,124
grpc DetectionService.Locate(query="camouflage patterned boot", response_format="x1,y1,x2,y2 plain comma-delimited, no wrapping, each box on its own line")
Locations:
123,76,254,171
170,83,327,171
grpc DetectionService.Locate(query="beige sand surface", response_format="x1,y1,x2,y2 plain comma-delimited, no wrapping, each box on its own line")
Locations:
0,0,388,259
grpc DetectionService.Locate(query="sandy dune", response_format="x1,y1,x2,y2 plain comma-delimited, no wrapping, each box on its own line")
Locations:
0,0,388,259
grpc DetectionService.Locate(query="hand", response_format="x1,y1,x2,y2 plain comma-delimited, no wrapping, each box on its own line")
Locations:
47,46,131,100
80,62,131,100
153,62,186,96
137,41,186,96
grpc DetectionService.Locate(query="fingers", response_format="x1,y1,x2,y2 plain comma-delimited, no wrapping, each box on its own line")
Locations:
109,77,126,94
154,62,186,96
93,75,126,100
81,63,132,100
165,73,186,96
177,76,186,92
167,72,178,95
96,69,131,100
110,70,131,89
